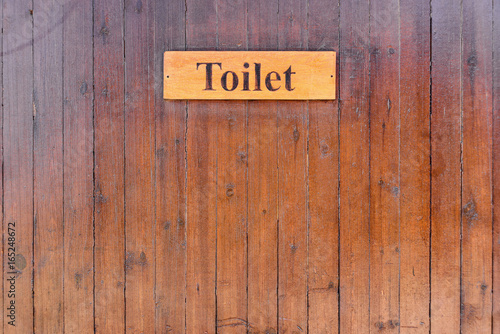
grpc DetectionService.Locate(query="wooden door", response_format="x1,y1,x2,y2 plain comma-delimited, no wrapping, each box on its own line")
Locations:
1,0,499,333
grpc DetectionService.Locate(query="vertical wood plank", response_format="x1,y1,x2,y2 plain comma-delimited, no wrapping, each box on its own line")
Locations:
216,1,248,332
338,0,371,332
307,0,340,332
62,0,94,332
3,1,34,332
493,0,500,329
215,102,248,332
277,103,308,334
185,101,218,334
277,0,308,331
185,0,217,332
154,0,187,332
247,1,279,332
0,0,3,327
247,0,278,51
399,0,431,332
430,0,462,331
461,0,493,332
124,0,156,332
247,100,278,334
33,0,64,331
93,0,126,331
369,0,400,331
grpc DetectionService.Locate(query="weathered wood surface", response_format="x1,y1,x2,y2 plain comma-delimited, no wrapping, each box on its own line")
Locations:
1,0,498,332
430,0,462,332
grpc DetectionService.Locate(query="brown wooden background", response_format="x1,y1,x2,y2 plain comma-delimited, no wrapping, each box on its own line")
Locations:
1,0,499,333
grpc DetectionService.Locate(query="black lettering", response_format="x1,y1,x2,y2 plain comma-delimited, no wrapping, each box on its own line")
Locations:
284,66,296,91
242,62,250,91
196,62,222,90
265,71,281,91
221,71,239,91
254,63,262,91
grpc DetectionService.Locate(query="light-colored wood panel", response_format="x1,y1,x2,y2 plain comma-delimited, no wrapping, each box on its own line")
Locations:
164,51,336,100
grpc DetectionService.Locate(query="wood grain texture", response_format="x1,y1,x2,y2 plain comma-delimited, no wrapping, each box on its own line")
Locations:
0,0,3,328
3,1,34,332
62,0,94,332
461,0,493,331
154,0,187,332
277,0,308,332
124,0,156,332
339,0,371,332
399,0,430,332
369,0,400,331
430,0,462,331
185,0,217,332
215,103,248,332
277,101,308,333
93,0,125,331
0,1,498,332
307,0,340,332
493,0,500,329
216,1,248,332
247,100,278,333
163,51,336,100
247,1,279,332
185,100,218,333
33,0,64,331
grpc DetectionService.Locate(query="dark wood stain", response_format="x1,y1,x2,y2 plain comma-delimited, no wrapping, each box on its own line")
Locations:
1,0,498,333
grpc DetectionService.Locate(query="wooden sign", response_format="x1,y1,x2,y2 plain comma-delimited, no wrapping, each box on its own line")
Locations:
163,51,336,100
